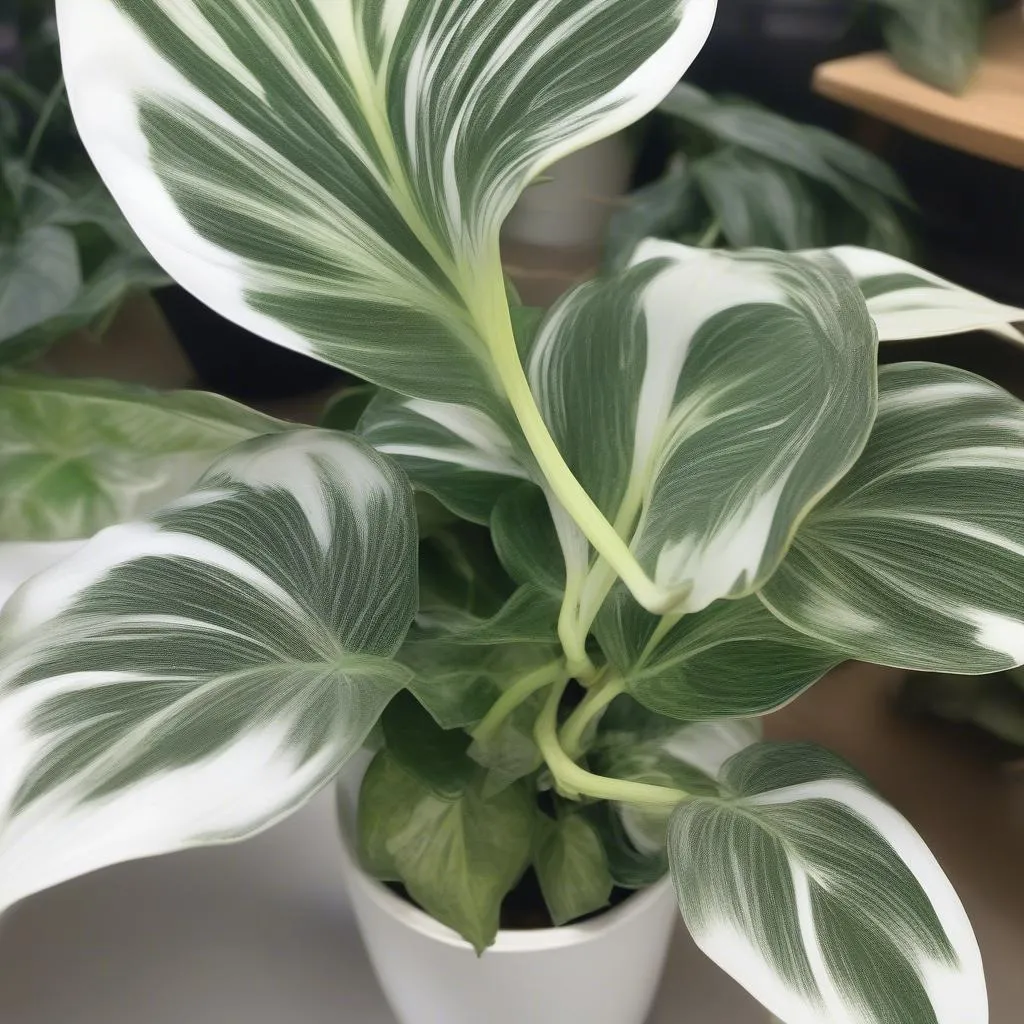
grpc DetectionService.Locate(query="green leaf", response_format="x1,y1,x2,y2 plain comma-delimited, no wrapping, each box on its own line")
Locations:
490,483,566,597
0,373,290,541
534,813,613,926
320,384,379,433
604,162,703,272
878,0,985,94
692,148,824,250
417,526,514,622
359,389,532,524
530,241,878,617
0,429,418,913
823,246,1024,345
404,584,560,729
358,750,535,953
58,0,715,418
0,225,80,345
761,362,1024,673
468,690,546,795
0,249,172,367
380,690,475,798
597,589,842,719
659,83,910,207
587,801,667,889
668,742,986,1024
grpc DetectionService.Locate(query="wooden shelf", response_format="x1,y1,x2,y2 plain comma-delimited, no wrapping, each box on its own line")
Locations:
813,11,1024,169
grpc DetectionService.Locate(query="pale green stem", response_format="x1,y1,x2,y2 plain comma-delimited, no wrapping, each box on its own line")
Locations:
471,660,565,747
480,269,664,614
559,672,626,761
535,679,689,808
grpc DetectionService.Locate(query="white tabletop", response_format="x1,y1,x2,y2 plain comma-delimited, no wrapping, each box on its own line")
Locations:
0,790,763,1024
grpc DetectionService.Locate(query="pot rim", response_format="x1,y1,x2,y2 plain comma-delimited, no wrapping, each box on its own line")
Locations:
336,789,674,955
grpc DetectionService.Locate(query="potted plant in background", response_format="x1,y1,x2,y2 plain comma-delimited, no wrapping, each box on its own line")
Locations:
606,81,914,269
3,2,1024,1023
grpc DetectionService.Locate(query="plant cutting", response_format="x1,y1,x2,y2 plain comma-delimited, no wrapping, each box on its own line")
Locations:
3,2,1024,1022
606,81,914,270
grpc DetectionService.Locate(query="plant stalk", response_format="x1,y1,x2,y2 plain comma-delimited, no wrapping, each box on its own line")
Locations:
471,660,565,746
535,679,688,808
559,672,627,761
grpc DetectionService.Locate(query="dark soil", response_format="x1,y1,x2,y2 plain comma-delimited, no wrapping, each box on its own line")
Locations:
386,869,635,931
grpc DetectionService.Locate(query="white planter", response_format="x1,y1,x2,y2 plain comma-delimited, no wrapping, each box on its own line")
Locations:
502,134,634,248
336,772,678,1024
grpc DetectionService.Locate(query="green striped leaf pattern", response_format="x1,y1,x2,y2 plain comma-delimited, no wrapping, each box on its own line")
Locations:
530,240,878,616
826,246,1024,344
0,373,289,541
358,390,531,524
669,743,986,1024
57,0,715,415
596,590,842,719
0,430,417,912
761,362,1024,673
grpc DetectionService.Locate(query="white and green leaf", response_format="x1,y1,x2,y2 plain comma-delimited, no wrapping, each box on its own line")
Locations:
596,589,843,719
0,429,418,913
531,239,878,618
57,0,715,417
0,373,290,541
669,742,986,1024
825,246,1024,344
761,362,1024,673
359,390,531,524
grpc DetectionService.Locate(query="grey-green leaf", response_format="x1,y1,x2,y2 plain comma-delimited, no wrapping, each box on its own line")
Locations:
669,741,986,1024
0,429,418,914
0,373,290,540
0,225,80,345
761,362,1024,673
597,589,842,720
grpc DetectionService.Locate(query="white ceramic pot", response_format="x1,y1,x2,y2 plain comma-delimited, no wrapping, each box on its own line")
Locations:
336,773,679,1024
501,133,634,248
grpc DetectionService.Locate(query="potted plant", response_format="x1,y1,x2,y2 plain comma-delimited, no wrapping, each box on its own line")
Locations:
606,81,914,270
3,2,1024,1023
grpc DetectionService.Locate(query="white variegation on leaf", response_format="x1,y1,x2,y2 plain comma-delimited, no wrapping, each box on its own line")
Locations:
0,430,417,913
825,246,1024,344
529,239,877,626
761,362,1024,673
358,390,531,524
56,0,715,417
669,742,986,1024
0,373,289,541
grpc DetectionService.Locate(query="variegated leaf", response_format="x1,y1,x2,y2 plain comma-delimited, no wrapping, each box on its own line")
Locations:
531,239,878,618
57,0,715,417
761,362,1024,673
359,389,531,524
826,246,1024,345
670,742,986,1024
596,589,842,719
0,373,288,541
0,430,417,912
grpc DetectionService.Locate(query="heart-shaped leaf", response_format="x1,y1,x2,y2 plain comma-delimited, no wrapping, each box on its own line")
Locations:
0,430,418,913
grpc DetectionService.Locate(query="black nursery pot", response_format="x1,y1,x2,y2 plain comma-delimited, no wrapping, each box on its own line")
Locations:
157,286,345,402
